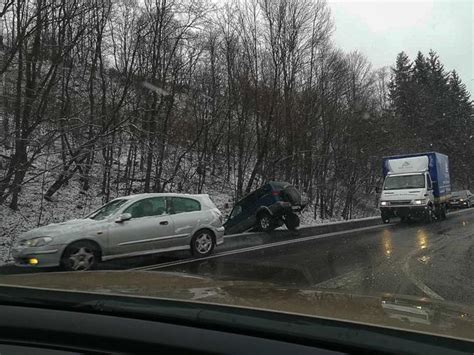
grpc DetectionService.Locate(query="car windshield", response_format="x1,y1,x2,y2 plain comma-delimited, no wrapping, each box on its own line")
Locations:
384,175,426,190
0,0,473,348
452,191,468,198
87,199,128,221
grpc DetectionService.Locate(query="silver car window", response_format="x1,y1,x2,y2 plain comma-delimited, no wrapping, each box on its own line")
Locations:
87,199,128,221
170,197,201,214
124,197,167,218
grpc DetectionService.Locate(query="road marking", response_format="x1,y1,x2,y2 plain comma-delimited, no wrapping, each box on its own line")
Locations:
224,231,261,239
131,223,395,271
313,269,364,290
402,250,444,301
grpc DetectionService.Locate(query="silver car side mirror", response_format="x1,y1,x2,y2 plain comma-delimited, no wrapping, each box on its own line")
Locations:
116,213,132,223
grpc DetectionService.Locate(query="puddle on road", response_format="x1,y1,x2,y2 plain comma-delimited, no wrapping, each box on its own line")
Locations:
416,229,429,250
382,229,393,258
418,255,431,264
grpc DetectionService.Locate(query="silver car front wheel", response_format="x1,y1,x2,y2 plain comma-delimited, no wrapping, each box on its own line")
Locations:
61,242,99,271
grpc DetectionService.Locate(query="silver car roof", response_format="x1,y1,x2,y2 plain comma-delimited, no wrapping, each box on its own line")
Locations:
112,193,211,202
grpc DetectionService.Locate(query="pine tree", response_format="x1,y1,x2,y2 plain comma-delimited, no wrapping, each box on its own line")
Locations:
388,51,418,149
447,70,474,188
388,49,473,189
425,50,451,151
389,52,412,121
410,51,429,139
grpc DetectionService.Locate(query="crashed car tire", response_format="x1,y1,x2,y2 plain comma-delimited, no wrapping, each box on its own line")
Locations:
257,213,275,232
284,213,300,231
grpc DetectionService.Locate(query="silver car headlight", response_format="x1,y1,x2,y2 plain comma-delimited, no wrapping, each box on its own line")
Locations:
380,201,389,206
25,237,53,247
412,199,425,205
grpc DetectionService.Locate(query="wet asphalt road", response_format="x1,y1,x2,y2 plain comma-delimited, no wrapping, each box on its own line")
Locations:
148,209,474,305
0,218,384,274
1,209,473,306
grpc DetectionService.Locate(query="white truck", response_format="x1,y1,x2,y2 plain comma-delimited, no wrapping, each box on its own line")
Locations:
379,152,451,223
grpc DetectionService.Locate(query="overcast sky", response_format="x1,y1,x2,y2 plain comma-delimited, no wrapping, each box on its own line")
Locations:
327,0,473,95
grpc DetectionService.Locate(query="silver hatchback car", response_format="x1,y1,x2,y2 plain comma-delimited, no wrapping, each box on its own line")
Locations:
12,193,225,271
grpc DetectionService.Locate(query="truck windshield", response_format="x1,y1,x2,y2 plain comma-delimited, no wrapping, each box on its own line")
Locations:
384,175,425,190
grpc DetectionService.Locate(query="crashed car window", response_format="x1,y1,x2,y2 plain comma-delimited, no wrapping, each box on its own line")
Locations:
0,0,473,352
230,205,243,219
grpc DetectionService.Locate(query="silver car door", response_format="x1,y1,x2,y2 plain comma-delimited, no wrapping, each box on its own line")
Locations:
167,197,205,248
106,197,174,257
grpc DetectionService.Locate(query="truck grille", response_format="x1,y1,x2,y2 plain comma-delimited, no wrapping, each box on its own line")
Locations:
390,201,411,206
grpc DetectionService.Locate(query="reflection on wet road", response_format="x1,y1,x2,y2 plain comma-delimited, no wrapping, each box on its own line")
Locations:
152,209,474,305
1,209,473,307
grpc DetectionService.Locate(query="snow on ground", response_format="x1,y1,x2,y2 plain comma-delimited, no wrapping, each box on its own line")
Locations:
0,151,378,266
0,177,378,266
0,161,239,266
0,188,377,266
0,179,106,265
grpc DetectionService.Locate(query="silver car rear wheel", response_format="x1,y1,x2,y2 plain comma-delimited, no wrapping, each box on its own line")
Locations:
191,230,215,257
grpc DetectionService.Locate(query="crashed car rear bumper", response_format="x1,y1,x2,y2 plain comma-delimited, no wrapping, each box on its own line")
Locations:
269,202,305,216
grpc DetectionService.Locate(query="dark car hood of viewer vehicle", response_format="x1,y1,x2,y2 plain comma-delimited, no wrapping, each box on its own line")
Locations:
0,271,472,341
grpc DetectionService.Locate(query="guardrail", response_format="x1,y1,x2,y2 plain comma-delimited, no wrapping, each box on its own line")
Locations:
226,216,383,240
233,207,473,241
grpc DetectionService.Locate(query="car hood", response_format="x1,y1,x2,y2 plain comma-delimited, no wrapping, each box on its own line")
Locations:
0,271,472,341
18,218,103,240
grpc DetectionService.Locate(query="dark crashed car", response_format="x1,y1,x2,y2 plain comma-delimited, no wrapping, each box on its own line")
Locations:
224,181,305,235
448,190,473,209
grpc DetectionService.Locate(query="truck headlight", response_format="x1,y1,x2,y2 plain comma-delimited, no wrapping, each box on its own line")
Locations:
413,199,425,205
459,198,464,202
380,201,389,206
25,237,53,247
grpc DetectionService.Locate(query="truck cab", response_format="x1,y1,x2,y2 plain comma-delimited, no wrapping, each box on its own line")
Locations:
379,153,451,223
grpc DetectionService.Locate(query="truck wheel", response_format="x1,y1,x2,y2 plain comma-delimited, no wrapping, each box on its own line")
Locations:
381,212,390,224
284,213,300,231
440,205,447,220
256,212,274,232
425,207,434,223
